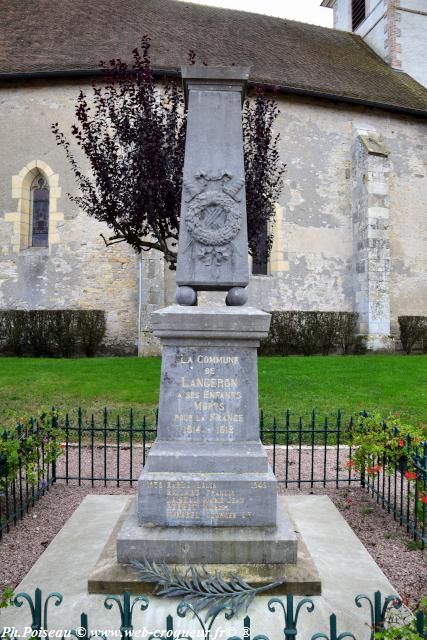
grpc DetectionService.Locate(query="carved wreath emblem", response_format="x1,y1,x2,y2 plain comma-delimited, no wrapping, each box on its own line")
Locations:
183,171,244,270
186,191,240,247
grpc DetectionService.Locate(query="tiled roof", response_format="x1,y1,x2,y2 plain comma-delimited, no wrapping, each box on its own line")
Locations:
1,0,427,114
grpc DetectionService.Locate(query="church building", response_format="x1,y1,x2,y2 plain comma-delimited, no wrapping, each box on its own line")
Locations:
0,0,426,354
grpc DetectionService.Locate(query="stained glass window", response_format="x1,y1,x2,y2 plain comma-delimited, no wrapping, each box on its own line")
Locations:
31,175,49,247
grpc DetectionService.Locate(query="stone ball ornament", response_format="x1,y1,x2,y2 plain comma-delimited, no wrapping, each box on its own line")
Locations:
175,286,198,306
225,286,248,306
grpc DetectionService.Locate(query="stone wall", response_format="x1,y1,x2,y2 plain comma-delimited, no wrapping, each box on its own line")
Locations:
0,79,144,354
248,94,427,345
351,131,394,351
399,3,427,89
0,79,426,354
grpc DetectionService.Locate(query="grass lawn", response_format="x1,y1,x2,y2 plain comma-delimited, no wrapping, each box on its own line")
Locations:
0,354,425,426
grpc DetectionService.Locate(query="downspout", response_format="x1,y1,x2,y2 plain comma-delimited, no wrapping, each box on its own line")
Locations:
137,255,143,356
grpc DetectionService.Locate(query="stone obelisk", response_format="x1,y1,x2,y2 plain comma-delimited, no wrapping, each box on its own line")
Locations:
175,67,250,306
117,67,297,566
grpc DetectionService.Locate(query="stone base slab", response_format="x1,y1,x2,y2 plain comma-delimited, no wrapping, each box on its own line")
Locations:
90,497,319,595
118,497,297,564
4,495,403,637
145,440,268,473
151,306,270,342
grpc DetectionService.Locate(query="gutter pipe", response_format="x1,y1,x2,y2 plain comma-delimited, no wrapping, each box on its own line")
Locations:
0,67,426,118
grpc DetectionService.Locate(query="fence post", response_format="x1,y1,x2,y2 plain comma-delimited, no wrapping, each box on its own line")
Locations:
14,588,63,632
355,591,402,639
310,411,315,488
311,613,357,640
129,408,134,486
104,591,149,640
415,610,426,638
336,412,341,488
64,413,70,485
2,430,10,532
272,417,277,474
142,416,147,467
51,410,57,484
268,594,315,640
416,441,427,548
243,615,251,640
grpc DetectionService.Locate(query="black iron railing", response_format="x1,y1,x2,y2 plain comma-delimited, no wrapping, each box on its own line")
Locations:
0,420,57,540
1,409,426,547
2,587,424,640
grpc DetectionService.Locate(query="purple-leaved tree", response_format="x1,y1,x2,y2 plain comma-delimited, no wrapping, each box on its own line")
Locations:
243,86,286,266
52,37,285,269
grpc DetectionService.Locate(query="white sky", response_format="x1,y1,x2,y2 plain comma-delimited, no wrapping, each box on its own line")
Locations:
178,0,333,27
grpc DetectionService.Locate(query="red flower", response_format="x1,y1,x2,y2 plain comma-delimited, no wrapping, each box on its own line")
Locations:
60,443,65,449
398,440,405,448
404,471,417,481
421,496,427,504
345,498,352,505
346,460,355,468
367,465,382,475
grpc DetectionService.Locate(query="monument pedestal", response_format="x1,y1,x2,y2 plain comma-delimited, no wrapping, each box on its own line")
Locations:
116,306,298,565
117,498,297,565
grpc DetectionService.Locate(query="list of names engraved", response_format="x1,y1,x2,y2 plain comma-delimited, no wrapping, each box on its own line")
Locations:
142,478,270,525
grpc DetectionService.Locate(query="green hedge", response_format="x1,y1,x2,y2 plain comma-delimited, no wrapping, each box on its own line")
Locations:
259,311,358,356
398,316,427,355
0,309,106,357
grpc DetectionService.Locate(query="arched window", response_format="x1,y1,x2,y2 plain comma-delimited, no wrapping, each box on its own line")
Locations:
8,161,62,253
352,0,366,30
31,174,49,247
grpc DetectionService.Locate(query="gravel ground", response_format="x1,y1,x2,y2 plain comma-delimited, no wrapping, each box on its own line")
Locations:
0,446,425,609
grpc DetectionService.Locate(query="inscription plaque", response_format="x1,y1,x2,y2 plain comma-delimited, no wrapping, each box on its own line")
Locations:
139,473,277,527
157,347,259,442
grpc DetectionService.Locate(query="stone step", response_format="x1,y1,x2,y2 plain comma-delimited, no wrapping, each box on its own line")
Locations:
145,440,269,473
118,498,298,565
138,469,277,527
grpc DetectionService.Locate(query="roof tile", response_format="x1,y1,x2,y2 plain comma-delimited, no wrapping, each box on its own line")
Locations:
1,0,427,114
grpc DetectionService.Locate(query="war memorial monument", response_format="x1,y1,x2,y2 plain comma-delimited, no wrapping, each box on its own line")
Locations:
115,66,303,579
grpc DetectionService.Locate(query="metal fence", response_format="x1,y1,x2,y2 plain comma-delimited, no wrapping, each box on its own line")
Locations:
0,422,56,540
55,409,360,487
363,442,427,545
2,587,426,640
1,409,426,546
